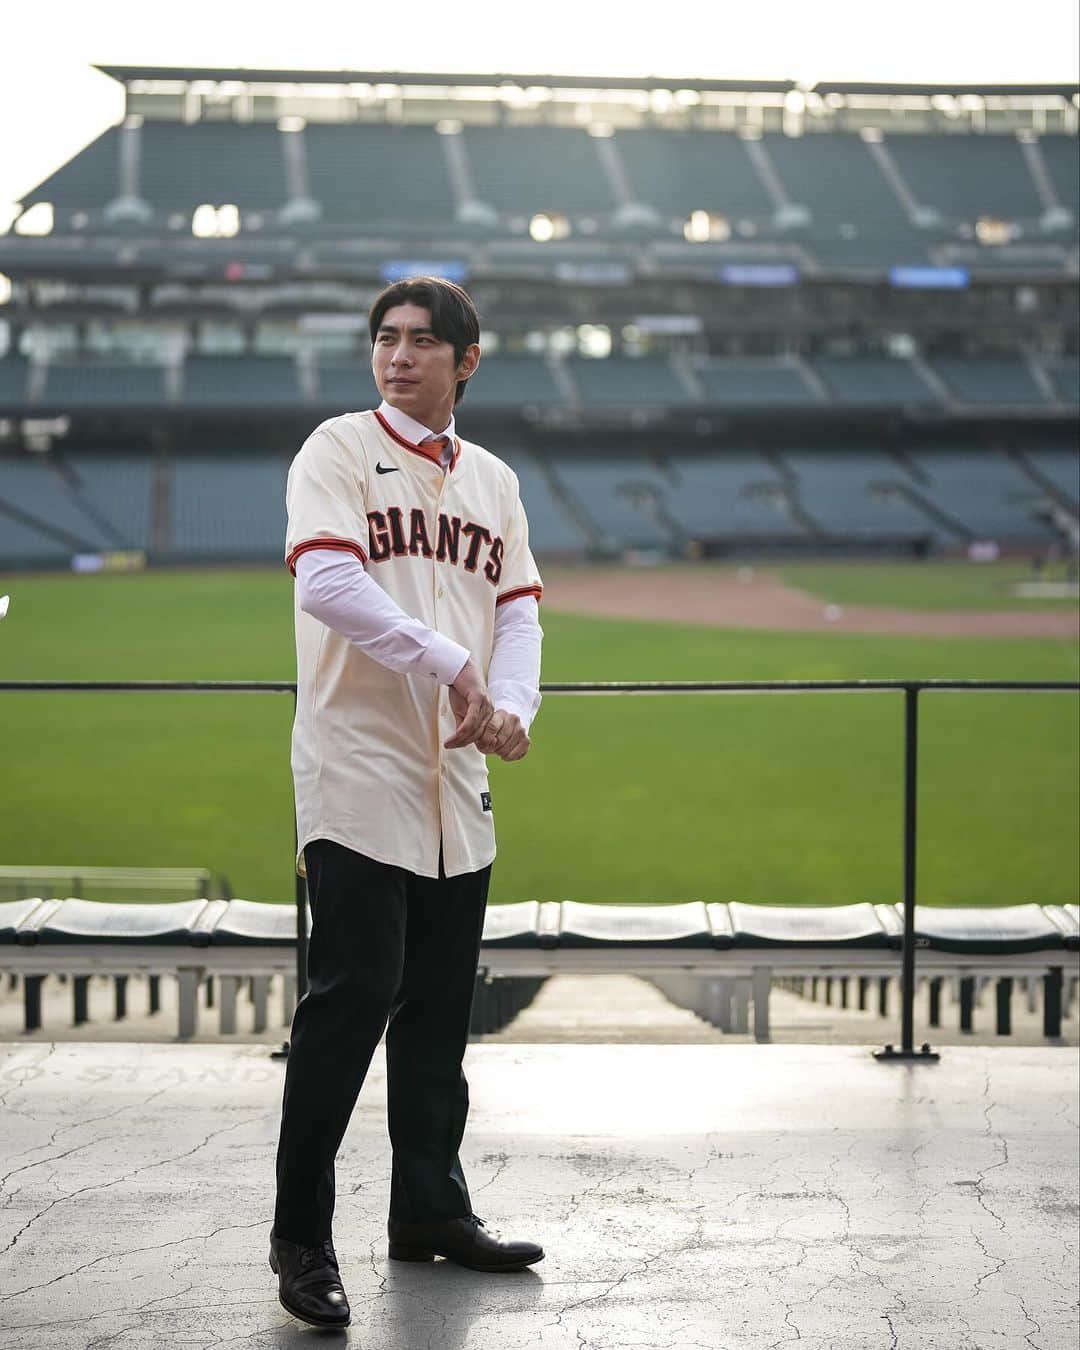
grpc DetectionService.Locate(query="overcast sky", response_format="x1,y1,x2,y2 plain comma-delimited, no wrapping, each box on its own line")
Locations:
2,0,1078,209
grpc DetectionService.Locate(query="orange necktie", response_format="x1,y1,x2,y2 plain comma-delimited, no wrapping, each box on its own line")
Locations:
419,434,450,465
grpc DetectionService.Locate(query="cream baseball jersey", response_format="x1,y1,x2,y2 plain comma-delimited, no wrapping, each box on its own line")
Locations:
284,409,543,880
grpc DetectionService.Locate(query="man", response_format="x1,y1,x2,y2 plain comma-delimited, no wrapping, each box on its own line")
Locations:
270,277,545,1329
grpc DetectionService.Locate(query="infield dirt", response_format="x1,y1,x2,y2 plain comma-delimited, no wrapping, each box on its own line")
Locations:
542,565,1079,639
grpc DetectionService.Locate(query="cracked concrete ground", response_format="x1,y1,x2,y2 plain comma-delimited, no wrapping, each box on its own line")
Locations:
0,1041,1076,1350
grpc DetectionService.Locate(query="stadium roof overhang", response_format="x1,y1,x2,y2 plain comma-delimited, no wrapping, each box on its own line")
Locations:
94,65,797,94
814,80,1080,100
94,66,1079,101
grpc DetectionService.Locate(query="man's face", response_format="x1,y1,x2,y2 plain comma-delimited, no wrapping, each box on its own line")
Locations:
371,302,479,425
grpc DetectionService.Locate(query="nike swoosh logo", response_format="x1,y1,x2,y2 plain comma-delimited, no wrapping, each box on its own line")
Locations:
375,462,399,475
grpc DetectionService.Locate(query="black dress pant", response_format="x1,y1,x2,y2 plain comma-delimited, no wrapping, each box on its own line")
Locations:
273,837,491,1245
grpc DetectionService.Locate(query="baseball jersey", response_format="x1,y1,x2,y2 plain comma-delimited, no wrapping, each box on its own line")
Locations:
284,408,543,880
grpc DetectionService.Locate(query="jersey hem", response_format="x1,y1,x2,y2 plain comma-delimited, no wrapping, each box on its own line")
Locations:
296,830,496,881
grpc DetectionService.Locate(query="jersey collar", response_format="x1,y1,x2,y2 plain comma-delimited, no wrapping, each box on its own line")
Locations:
375,400,460,471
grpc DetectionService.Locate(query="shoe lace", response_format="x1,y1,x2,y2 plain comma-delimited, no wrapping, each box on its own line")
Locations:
466,1214,487,1230
299,1238,338,1271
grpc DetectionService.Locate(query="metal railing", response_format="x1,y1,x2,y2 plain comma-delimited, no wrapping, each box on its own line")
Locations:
3,677,1078,1061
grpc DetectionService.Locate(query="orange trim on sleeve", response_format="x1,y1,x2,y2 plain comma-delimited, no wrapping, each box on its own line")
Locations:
286,537,368,576
496,585,543,607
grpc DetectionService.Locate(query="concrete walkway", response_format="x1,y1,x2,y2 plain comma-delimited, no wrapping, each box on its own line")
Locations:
0,1041,1076,1349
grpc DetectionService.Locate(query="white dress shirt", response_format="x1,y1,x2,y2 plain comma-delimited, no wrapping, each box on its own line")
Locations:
294,400,543,731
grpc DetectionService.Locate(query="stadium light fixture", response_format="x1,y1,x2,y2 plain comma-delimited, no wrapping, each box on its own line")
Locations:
435,119,463,135
577,324,612,359
976,217,1016,245
684,210,730,243
14,203,53,237
278,116,306,132
217,205,240,239
685,210,709,242
530,213,570,242
192,204,219,238
0,273,11,305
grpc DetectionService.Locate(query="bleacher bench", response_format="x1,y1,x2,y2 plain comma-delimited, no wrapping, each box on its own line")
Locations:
2,898,1077,1042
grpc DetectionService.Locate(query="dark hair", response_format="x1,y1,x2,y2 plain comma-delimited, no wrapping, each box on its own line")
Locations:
368,276,480,405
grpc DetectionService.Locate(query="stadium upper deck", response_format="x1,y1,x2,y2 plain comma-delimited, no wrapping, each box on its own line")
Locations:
2,67,1078,281
0,69,1076,440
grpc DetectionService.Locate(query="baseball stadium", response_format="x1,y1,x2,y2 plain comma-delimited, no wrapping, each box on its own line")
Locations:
1,50,1078,1349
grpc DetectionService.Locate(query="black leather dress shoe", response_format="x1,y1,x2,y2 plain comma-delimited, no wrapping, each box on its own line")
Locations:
268,1228,351,1328
387,1212,544,1272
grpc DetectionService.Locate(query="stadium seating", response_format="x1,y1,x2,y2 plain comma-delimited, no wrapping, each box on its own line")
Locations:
315,360,380,412
1017,446,1080,505
763,133,912,235
696,360,817,408
183,356,302,408
781,449,940,540
1040,137,1080,217
614,129,772,218
463,127,616,217
139,122,288,214
930,357,1049,406
1042,357,1080,405
3,79,1076,571
40,362,168,410
305,125,454,223
22,128,121,208
0,456,116,554
908,447,1049,539
885,133,1044,223
3,897,1076,1042
0,356,30,407
460,358,562,410
493,443,591,555
170,454,288,557
547,455,671,549
0,509,66,564
567,357,687,407
659,452,795,540
812,357,940,406
61,453,154,550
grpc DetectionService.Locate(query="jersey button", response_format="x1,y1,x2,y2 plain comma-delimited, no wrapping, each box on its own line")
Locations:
437,586,445,598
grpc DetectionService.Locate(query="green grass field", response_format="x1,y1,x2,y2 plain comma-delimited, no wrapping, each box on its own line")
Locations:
773,557,1079,610
1,563,1077,907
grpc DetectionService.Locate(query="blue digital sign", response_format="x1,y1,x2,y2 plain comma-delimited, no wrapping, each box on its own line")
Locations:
380,261,469,284
888,266,970,289
718,264,800,287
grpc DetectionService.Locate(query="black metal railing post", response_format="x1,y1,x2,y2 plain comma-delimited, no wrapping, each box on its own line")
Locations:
875,684,939,1062
273,687,308,1060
